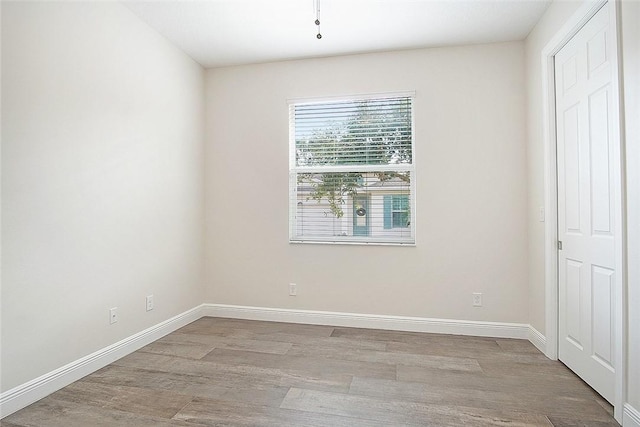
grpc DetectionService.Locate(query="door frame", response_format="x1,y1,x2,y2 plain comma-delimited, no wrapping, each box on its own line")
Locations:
541,0,625,422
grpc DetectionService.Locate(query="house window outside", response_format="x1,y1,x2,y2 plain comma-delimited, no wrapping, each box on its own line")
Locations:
384,195,410,229
289,93,415,245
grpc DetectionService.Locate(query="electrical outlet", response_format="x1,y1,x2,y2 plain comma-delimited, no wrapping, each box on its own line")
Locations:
146,295,154,312
472,293,482,307
109,307,118,324
289,283,297,296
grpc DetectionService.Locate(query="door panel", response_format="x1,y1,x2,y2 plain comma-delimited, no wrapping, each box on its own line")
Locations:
589,87,612,234
555,5,616,403
565,259,583,348
591,265,614,367
563,105,581,232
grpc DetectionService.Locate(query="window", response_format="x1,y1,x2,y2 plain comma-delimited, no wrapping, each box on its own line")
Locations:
385,195,409,229
289,93,415,244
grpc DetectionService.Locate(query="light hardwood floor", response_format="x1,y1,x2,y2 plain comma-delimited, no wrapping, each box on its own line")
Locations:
2,317,619,426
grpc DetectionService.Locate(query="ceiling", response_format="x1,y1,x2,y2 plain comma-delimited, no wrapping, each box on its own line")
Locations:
123,0,552,69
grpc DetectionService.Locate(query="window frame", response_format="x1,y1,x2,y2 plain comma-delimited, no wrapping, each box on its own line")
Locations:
288,91,417,246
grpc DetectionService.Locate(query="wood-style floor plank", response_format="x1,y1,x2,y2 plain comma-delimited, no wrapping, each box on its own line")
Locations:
546,417,620,427
2,317,618,427
2,396,208,427
286,343,482,372
396,364,596,397
495,338,543,354
137,339,218,360
200,347,398,380
113,351,353,393
331,326,502,348
280,387,553,426
348,377,612,421
177,317,335,338
174,396,398,427
234,331,389,351
85,365,290,407
47,380,194,419
154,333,294,355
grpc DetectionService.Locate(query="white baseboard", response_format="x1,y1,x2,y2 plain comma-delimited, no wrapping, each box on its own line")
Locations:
527,325,547,354
625,403,640,427
0,304,204,419
203,304,530,339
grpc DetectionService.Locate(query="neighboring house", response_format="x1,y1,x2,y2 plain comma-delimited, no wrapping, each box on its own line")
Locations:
295,174,411,239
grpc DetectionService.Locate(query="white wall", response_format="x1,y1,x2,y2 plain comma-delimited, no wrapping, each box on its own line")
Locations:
205,42,529,323
1,1,205,392
621,0,640,413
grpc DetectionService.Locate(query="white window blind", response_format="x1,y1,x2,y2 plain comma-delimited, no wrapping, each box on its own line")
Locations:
289,93,415,245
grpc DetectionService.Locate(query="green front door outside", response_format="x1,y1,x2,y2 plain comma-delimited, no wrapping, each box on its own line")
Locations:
353,195,370,236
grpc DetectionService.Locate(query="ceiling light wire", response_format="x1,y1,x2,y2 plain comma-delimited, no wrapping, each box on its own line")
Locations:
315,0,322,39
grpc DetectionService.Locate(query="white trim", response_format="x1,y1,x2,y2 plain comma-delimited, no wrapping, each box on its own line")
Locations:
287,90,416,105
292,164,414,174
0,305,204,419
624,404,640,427
541,0,626,422
289,239,416,247
410,94,418,246
202,304,529,339
528,325,547,354
541,35,559,361
288,93,416,246
609,2,627,423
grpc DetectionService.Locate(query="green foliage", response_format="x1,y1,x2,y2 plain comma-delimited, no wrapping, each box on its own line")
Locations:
297,172,361,218
296,98,412,217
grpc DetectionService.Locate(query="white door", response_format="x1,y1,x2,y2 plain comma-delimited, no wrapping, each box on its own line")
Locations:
555,5,617,403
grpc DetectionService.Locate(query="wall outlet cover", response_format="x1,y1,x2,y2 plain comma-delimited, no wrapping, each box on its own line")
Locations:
472,293,483,307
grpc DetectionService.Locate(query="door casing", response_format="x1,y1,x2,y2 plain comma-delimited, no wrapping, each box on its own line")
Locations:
541,0,625,422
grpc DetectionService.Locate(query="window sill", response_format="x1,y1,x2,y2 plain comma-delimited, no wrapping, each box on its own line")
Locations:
289,239,416,247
